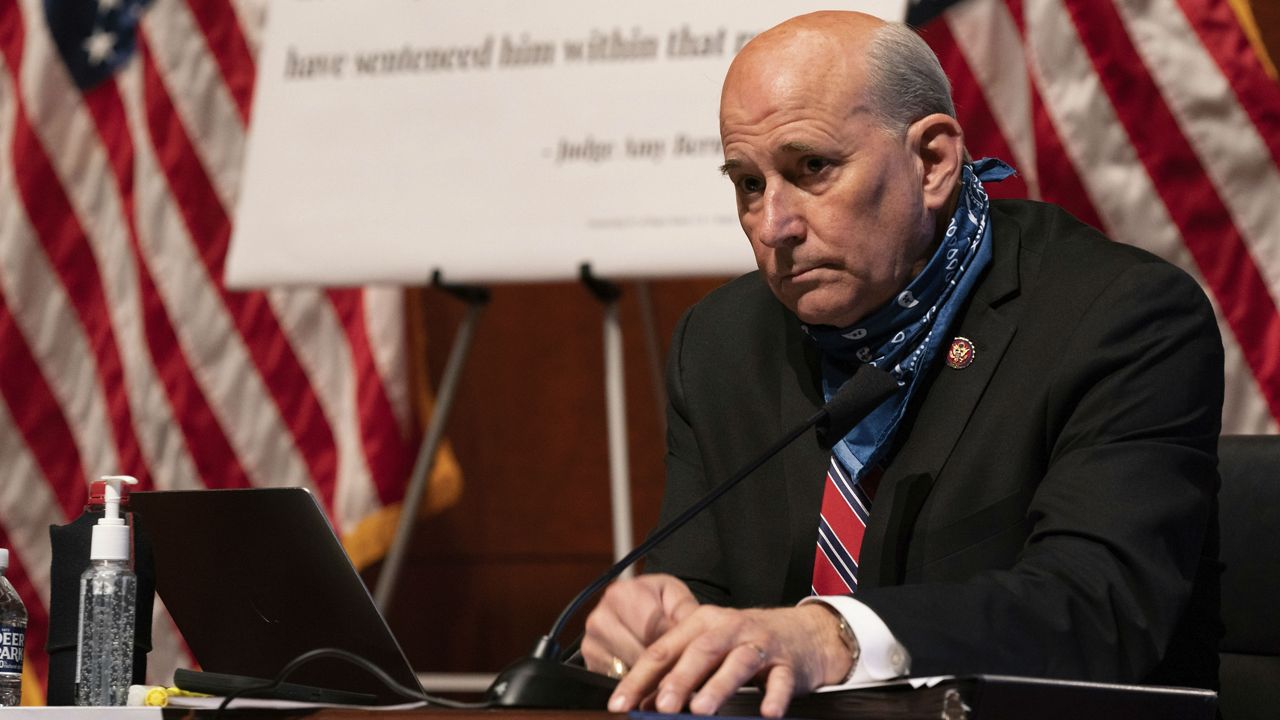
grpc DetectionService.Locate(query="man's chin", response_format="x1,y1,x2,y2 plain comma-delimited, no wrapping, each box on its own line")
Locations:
791,300,863,329
766,279,865,328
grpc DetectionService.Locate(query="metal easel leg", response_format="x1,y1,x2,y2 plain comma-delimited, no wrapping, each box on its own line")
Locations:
581,265,635,575
633,280,668,438
374,272,490,613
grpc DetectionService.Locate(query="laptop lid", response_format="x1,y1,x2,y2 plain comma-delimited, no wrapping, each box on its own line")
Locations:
129,487,421,703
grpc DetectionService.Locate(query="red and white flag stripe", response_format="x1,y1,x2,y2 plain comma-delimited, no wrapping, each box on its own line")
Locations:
921,0,1280,434
0,0,440,703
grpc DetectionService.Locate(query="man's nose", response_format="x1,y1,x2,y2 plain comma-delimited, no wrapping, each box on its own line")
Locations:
756,184,804,248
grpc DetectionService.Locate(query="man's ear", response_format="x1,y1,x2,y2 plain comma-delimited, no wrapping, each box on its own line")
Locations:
908,113,965,212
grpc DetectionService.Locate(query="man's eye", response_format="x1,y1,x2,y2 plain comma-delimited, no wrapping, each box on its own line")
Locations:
738,176,764,194
803,157,830,174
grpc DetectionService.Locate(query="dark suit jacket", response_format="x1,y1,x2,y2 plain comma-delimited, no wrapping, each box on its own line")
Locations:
645,199,1224,689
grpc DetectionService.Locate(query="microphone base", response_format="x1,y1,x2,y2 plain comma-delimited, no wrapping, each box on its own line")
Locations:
485,656,618,709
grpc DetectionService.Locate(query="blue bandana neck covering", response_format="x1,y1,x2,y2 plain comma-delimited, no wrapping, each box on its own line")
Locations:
803,157,1015,480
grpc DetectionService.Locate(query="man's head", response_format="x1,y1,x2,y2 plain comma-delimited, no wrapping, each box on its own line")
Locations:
719,12,965,328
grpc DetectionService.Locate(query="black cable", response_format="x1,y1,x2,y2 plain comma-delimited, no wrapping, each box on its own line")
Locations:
210,647,492,718
558,632,584,664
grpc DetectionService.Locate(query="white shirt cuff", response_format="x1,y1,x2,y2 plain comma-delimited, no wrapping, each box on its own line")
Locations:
800,595,911,686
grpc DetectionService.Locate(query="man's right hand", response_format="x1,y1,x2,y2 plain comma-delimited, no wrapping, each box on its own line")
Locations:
581,573,701,678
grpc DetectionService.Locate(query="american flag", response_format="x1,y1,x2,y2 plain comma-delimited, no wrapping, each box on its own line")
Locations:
0,0,460,704
912,0,1280,433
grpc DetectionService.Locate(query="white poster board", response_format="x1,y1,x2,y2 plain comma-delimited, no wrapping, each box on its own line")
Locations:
226,0,905,287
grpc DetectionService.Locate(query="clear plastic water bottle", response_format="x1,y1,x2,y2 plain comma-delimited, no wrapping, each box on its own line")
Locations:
0,547,29,707
75,476,137,706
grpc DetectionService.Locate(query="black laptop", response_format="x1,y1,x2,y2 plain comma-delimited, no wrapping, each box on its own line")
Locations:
130,487,422,704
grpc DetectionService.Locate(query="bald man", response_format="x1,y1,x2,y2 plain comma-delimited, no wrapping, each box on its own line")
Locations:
582,11,1222,718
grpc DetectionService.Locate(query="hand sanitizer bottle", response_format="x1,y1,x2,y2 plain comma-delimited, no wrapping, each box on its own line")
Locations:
75,475,138,706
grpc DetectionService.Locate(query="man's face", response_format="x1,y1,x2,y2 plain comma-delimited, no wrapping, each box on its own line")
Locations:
719,39,935,328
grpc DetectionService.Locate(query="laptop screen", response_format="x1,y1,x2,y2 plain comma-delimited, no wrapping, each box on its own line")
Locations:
129,487,421,703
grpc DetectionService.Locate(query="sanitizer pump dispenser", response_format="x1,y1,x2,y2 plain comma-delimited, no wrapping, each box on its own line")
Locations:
74,475,138,707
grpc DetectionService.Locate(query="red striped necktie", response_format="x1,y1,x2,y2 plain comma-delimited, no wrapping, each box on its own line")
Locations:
812,455,881,595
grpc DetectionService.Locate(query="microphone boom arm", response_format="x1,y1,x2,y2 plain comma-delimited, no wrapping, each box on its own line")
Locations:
485,363,897,708
541,405,830,659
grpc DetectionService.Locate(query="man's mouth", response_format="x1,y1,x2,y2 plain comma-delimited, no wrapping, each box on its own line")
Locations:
785,264,828,282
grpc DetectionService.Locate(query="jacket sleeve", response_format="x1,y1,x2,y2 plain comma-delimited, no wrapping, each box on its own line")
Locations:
642,305,734,606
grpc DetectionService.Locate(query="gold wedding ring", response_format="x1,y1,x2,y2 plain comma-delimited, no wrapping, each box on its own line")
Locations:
607,655,629,679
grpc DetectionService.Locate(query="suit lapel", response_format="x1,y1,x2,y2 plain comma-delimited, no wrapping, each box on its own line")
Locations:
859,218,1023,589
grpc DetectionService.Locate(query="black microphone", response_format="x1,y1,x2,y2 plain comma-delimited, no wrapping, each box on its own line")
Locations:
484,363,899,709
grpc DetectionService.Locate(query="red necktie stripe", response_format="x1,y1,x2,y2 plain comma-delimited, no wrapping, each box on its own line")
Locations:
812,455,874,595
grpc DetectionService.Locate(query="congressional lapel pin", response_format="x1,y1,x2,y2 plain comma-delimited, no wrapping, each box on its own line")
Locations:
946,337,976,369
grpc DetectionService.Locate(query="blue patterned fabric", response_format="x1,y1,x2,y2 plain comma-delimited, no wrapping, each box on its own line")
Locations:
805,158,1015,480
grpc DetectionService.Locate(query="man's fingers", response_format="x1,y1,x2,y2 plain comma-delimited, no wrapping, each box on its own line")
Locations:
609,605,726,712
586,574,699,684
580,636,609,674
581,634,642,676
608,636,680,712
582,604,647,672
688,642,770,715
759,664,797,719
630,607,760,715
649,635,730,714
661,582,702,626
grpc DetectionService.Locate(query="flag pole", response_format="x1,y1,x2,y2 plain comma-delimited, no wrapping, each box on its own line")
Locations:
374,271,490,613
